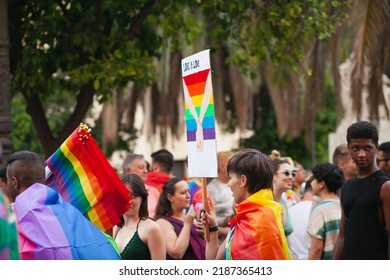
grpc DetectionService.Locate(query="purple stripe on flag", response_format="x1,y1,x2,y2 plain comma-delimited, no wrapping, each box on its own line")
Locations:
0,203,7,219
15,184,73,259
186,128,216,142
46,163,70,202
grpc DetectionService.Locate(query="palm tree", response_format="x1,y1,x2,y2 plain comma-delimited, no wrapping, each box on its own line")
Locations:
349,0,390,122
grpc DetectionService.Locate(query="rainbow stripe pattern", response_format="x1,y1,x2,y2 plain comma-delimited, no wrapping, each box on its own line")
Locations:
0,191,18,260
45,123,130,232
0,191,11,259
186,179,215,213
183,69,216,142
226,189,290,260
14,183,121,260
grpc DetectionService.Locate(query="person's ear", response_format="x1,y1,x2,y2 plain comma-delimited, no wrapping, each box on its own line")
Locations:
11,176,20,192
318,180,325,190
240,174,247,188
125,167,132,174
220,162,227,172
152,163,159,172
167,193,174,202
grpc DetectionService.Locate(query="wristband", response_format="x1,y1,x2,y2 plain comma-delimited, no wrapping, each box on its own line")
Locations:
209,226,219,232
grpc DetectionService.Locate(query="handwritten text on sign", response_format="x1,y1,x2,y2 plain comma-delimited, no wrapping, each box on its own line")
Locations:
182,59,200,73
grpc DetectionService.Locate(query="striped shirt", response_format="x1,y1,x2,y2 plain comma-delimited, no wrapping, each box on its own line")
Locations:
307,199,341,259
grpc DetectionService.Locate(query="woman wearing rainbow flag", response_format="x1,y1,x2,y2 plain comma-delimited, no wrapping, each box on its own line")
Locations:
202,148,290,260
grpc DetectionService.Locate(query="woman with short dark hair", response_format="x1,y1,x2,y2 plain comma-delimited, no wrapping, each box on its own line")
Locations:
202,148,290,260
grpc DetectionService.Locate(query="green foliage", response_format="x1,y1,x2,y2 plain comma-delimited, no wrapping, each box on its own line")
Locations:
10,94,43,154
8,0,349,158
204,1,350,74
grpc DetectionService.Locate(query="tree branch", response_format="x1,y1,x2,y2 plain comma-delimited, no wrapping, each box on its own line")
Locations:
128,0,157,37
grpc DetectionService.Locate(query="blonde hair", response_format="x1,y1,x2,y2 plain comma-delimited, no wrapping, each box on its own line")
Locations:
217,151,233,164
269,150,281,160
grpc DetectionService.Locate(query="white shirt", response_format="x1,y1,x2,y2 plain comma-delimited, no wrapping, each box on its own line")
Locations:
287,200,312,260
207,179,234,225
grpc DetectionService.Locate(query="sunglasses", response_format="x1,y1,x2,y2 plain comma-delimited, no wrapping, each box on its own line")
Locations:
277,170,297,178
376,158,390,164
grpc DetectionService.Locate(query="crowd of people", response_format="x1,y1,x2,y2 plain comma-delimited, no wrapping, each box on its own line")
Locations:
0,120,389,260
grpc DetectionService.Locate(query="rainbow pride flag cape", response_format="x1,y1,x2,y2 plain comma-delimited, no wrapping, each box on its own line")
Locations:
0,191,18,260
45,123,130,232
0,191,11,259
14,183,121,260
226,189,290,260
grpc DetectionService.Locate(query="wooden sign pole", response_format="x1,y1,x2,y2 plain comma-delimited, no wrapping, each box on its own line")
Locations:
202,177,210,241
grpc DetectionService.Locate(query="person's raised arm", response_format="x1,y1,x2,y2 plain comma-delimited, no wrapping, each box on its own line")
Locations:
157,205,195,259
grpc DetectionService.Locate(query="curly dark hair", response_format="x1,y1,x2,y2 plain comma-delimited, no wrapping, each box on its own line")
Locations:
311,163,344,194
346,121,378,145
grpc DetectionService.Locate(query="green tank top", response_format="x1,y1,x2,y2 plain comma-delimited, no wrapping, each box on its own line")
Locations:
117,220,151,260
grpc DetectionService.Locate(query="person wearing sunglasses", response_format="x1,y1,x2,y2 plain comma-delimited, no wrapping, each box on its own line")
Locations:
270,150,295,237
377,141,390,176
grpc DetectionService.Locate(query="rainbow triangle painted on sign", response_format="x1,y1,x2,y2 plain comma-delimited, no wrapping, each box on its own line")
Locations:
183,69,216,141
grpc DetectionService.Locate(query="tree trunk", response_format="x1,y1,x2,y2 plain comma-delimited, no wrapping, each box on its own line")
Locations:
24,81,96,158
0,0,13,167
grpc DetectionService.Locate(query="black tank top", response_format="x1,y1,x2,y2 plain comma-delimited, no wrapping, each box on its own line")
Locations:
341,170,389,259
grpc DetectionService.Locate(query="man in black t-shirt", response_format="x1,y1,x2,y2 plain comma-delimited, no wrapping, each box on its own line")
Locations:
333,121,390,260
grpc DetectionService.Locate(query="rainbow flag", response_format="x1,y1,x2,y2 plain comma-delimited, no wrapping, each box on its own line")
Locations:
0,191,19,260
226,189,290,260
14,183,121,260
186,179,215,213
45,123,130,232
0,191,11,259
